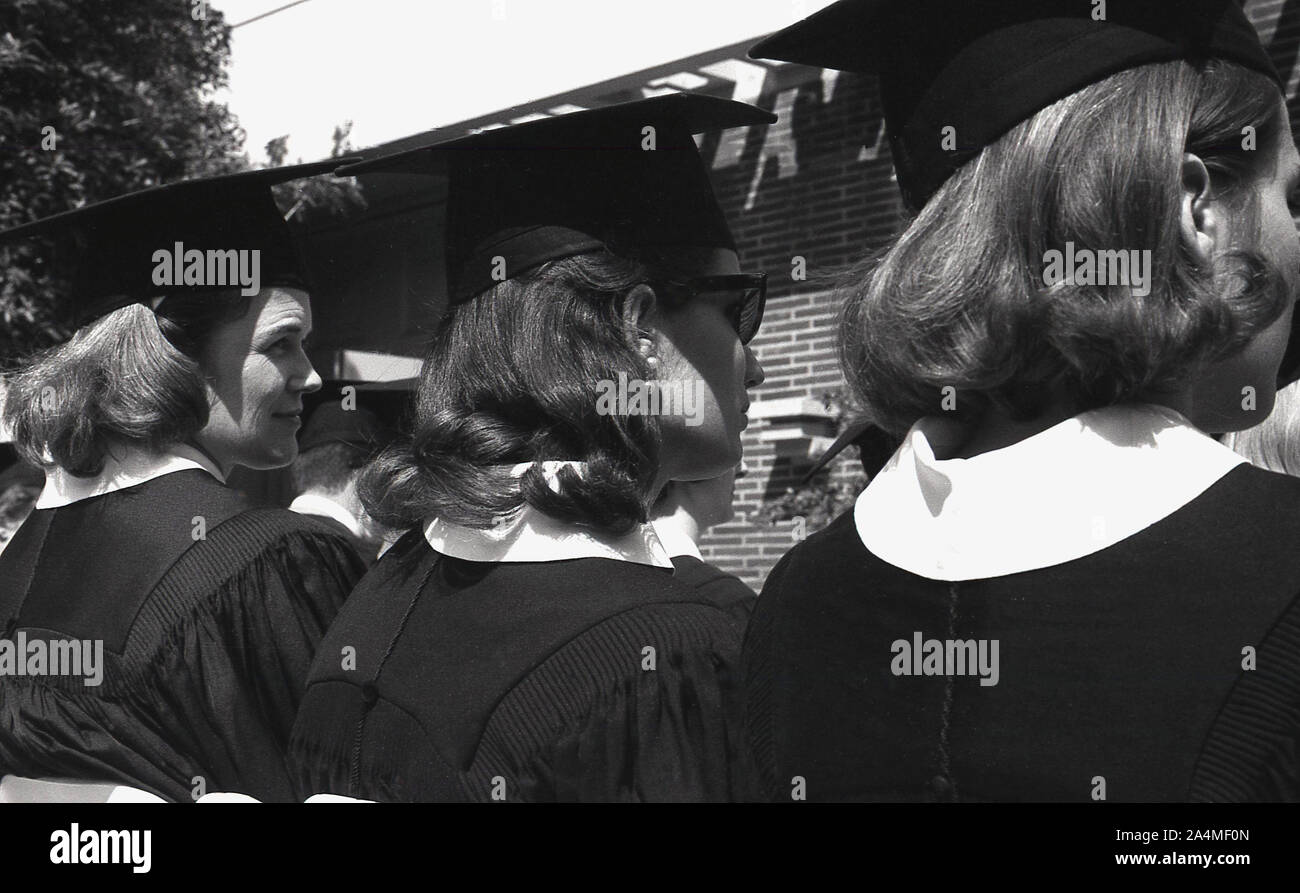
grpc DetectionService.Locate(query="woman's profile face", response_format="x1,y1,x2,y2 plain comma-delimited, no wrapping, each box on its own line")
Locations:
645,247,765,482
193,287,322,475
1191,101,1300,433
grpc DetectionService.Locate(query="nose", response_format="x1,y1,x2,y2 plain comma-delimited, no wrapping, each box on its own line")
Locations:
296,351,323,395
744,345,765,390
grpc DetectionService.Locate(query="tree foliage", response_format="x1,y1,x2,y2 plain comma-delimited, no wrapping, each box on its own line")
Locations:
0,0,246,360
271,120,367,225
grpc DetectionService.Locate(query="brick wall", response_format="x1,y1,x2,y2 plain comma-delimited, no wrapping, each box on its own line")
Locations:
693,65,900,591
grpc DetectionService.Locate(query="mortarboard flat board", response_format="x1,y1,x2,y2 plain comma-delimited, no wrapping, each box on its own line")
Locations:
750,0,1281,211
336,94,775,304
0,159,355,328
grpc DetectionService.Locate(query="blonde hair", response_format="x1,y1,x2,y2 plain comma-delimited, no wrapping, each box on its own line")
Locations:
1224,381,1300,476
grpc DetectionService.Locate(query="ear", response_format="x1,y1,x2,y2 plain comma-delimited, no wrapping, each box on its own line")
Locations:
1180,153,1220,267
621,283,658,345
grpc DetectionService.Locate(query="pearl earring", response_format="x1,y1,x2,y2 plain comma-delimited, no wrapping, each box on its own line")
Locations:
637,336,659,370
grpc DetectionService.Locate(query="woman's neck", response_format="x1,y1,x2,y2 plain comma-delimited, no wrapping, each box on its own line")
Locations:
183,438,233,479
950,392,1197,460
651,501,701,542
949,409,1073,459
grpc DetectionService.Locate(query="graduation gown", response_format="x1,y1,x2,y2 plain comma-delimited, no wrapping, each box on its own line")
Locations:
290,495,751,802
670,554,758,612
0,460,365,802
744,404,1300,802
289,493,377,566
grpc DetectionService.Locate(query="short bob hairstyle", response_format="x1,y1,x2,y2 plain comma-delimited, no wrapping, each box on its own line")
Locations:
361,251,685,536
3,292,251,477
840,60,1291,437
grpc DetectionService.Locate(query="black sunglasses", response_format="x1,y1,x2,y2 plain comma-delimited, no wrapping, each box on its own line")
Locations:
650,273,768,344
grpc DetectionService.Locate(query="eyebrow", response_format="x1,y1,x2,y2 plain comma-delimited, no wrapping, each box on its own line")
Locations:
259,320,310,340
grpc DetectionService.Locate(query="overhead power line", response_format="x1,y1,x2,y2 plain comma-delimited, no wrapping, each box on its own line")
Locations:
230,0,313,29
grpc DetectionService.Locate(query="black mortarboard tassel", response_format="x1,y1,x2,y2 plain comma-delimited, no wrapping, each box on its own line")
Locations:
800,418,902,483
337,94,775,304
0,159,350,328
751,0,1281,210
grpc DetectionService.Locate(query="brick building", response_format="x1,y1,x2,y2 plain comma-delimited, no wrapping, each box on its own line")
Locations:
298,0,1300,590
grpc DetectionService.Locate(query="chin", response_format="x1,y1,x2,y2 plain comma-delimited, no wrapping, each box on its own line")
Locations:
268,446,299,470
693,446,744,480
243,442,299,472
664,425,743,479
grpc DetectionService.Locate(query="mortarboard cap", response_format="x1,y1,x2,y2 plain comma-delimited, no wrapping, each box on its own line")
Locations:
0,160,352,327
298,378,415,454
750,0,1282,210
337,94,775,304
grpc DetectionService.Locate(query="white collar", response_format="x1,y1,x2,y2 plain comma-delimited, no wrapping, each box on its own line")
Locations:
36,442,227,509
289,493,366,539
650,519,704,560
422,461,673,569
855,403,1246,581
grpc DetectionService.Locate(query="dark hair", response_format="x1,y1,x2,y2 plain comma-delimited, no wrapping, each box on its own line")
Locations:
3,292,251,476
839,60,1290,436
360,252,668,535
291,442,369,496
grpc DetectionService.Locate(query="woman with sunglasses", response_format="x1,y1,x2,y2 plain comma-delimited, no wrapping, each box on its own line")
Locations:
289,95,769,802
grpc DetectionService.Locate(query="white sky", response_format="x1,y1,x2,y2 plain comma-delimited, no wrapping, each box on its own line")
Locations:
212,0,837,163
